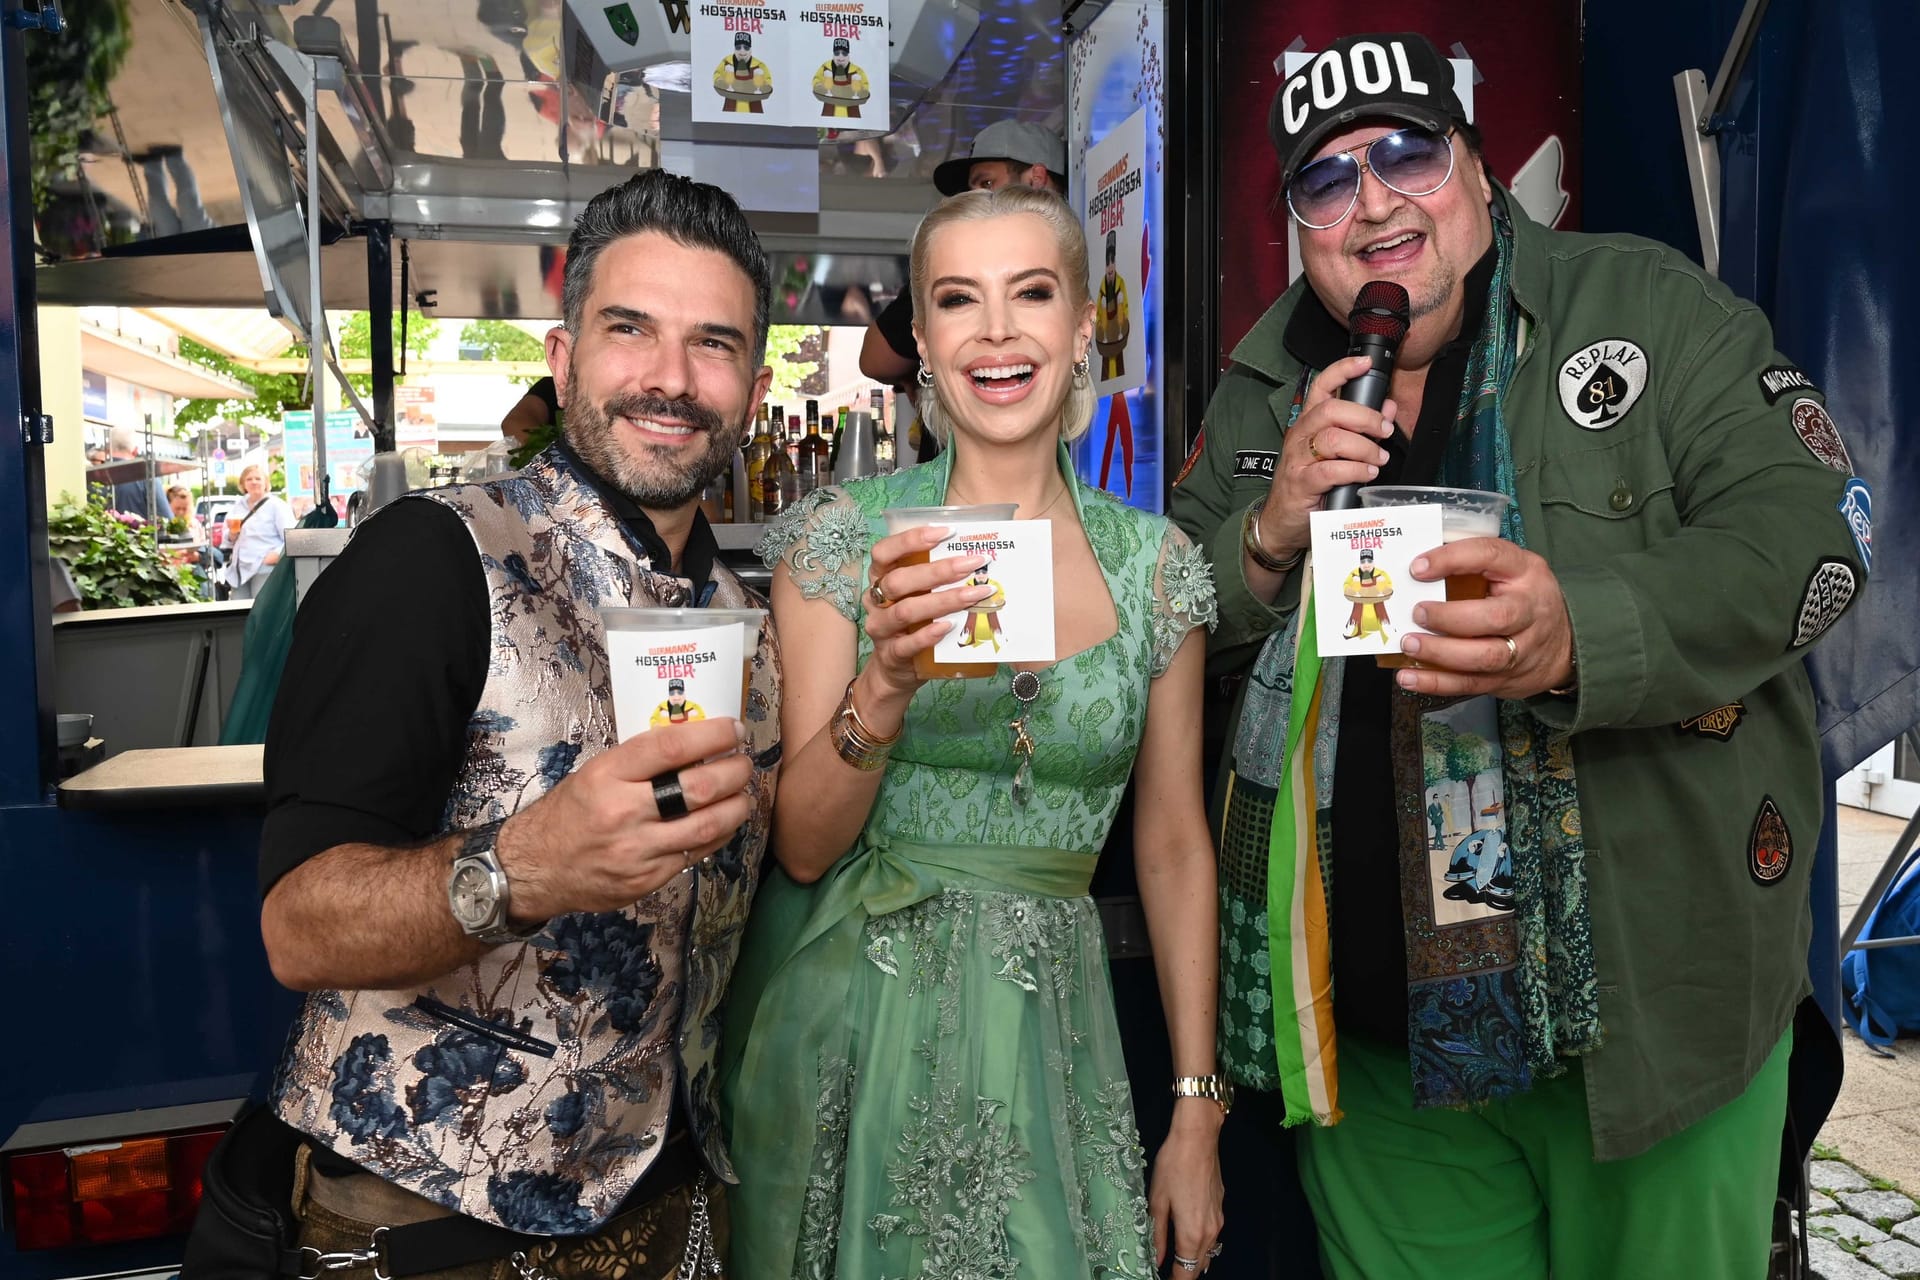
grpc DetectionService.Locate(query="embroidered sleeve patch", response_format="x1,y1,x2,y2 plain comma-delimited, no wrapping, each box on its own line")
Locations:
1233,449,1280,479
1678,703,1745,740
1174,428,1207,488
1839,477,1873,572
1758,364,1820,405
1749,795,1792,885
1789,399,1853,472
1792,558,1857,648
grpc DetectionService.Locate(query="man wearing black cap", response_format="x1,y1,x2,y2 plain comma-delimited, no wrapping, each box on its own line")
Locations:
1170,30,1867,1279
1096,227,1130,381
713,30,772,114
859,120,1068,456
812,36,870,119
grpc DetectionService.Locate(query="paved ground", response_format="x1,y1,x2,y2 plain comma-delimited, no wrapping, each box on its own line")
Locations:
1809,806,1920,1278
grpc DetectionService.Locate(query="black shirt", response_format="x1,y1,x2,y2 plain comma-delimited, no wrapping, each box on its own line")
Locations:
257,445,719,896
873,291,918,367
1284,247,1496,1047
527,375,560,420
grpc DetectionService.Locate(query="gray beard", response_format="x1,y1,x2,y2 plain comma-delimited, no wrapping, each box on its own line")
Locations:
563,386,744,510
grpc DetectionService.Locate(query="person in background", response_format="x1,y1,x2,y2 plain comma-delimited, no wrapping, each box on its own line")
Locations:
500,374,560,446
860,120,1068,463
1170,31,1869,1279
167,485,208,541
105,425,167,520
225,463,294,601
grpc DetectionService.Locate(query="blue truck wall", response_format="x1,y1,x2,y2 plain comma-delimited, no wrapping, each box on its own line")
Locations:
0,801,298,1278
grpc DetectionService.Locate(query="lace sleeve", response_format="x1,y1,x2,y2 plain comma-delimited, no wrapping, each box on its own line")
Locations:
755,486,873,622
1149,521,1218,678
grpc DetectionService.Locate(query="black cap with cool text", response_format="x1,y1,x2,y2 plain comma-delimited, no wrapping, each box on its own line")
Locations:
1268,33,1466,185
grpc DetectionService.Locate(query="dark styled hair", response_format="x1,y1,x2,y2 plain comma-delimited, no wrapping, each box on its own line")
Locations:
562,170,773,365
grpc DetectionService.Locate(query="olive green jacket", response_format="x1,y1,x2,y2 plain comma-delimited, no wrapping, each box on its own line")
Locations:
1170,190,1867,1160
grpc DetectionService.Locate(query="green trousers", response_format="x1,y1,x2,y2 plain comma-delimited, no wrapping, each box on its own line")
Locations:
1297,1030,1792,1280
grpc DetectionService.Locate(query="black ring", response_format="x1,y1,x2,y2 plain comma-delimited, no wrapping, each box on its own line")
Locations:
652,770,690,820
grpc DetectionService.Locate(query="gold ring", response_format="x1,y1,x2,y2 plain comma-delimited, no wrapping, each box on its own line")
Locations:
1307,434,1322,461
868,579,893,608
1501,635,1520,670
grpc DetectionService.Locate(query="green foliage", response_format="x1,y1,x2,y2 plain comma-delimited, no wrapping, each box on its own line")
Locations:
510,420,559,470
766,325,826,403
459,320,546,384
175,311,440,426
337,310,438,395
49,493,201,609
28,0,133,214
175,336,309,429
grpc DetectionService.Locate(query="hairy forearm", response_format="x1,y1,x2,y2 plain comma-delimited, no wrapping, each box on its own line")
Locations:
1137,840,1220,1078
261,828,489,992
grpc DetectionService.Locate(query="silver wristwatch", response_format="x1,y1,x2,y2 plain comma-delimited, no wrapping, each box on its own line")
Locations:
447,827,536,946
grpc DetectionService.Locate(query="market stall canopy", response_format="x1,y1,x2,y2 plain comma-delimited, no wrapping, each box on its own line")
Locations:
78,313,256,401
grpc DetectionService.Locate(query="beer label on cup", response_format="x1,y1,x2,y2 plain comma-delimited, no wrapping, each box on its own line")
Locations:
929,520,1056,666
1308,504,1447,658
605,621,752,738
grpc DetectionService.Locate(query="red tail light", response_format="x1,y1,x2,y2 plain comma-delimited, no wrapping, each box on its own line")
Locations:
5,1125,227,1251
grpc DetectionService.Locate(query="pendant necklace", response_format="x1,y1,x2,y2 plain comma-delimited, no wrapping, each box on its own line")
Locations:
1009,669,1042,806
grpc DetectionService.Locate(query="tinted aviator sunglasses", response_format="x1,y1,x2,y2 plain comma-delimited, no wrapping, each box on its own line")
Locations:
1286,125,1458,230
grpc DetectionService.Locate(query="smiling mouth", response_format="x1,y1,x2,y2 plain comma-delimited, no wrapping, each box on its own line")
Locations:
621,416,702,439
1359,230,1424,261
969,363,1036,391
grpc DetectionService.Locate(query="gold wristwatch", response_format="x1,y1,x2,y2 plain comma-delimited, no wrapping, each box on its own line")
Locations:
1171,1074,1235,1115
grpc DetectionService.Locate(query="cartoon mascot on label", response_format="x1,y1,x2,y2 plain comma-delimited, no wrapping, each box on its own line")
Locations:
650,678,706,727
957,568,1008,653
1342,547,1394,643
714,31,773,113
812,37,870,118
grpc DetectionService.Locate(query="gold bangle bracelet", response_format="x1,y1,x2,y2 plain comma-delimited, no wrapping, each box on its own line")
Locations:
830,678,898,771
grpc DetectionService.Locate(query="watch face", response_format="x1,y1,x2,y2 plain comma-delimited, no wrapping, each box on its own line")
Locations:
449,862,497,929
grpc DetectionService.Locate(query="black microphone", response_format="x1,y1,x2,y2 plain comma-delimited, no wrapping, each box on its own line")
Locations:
1324,280,1411,511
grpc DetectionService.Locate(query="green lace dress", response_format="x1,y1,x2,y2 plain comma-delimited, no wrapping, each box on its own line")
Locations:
719,445,1217,1280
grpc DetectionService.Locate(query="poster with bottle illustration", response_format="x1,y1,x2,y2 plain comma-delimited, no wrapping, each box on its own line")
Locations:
928,520,1056,665
693,0,888,127
1308,504,1446,658
1083,108,1148,400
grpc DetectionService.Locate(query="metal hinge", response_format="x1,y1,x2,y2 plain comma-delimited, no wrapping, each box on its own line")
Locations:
23,413,51,446
4,3,64,34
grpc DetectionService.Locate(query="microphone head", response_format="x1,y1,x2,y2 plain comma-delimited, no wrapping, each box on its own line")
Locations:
1349,281,1411,343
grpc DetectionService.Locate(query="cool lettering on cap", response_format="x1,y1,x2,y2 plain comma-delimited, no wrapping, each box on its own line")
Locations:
1282,40,1433,137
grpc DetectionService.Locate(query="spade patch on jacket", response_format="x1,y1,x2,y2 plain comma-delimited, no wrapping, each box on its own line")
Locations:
1558,338,1648,430
1749,796,1792,886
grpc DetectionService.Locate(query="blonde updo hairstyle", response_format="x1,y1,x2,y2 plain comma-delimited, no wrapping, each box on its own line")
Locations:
909,185,1097,447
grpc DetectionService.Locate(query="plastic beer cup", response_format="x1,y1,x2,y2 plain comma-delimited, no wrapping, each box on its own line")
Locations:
882,504,1019,680
599,607,765,739
1357,486,1511,669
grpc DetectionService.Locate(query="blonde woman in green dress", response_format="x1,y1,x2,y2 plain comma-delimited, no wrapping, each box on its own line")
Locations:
722,185,1227,1278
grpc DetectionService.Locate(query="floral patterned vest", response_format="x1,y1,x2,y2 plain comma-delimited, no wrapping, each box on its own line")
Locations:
272,450,780,1234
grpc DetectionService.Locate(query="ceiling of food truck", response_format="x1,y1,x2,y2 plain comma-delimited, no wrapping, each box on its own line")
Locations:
48,0,1069,320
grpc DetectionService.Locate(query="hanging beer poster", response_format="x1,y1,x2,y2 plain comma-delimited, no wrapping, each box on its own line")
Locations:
1084,107,1148,400
695,1,792,125
796,0,889,127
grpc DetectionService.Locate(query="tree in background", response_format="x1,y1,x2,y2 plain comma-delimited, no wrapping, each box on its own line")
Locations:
768,325,826,403
459,320,547,385
175,311,439,428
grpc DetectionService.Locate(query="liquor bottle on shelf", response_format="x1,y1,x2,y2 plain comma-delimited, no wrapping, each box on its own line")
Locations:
799,406,832,493
759,429,801,518
743,408,776,521
870,388,895,472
